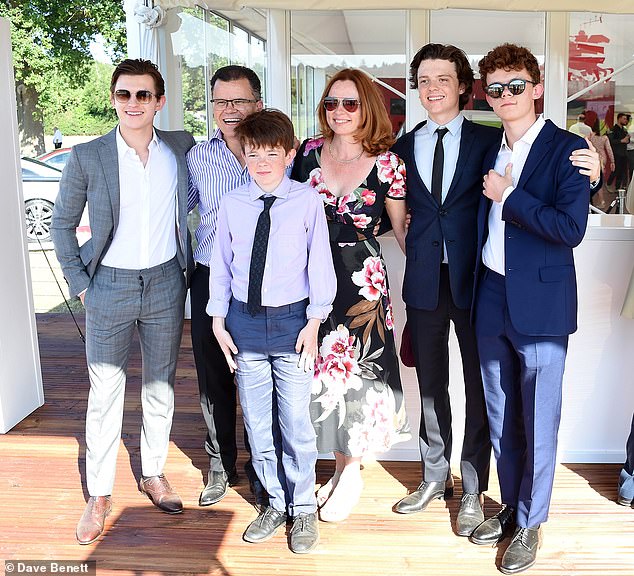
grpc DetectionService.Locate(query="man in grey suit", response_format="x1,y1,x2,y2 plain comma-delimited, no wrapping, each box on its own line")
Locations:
51,59,195,545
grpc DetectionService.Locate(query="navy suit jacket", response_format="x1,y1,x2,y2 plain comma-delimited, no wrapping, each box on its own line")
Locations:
472,119,589,336
393,119,500,310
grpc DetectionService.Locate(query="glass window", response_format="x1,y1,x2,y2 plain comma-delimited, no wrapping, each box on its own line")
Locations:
431,9,546,127
290,10,407,142
172,8,267,140
567,13,634,189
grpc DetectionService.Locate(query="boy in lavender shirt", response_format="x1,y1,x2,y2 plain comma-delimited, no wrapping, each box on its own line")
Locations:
207,109,336,554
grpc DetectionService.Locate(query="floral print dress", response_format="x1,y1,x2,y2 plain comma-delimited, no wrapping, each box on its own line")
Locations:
291,138,411,457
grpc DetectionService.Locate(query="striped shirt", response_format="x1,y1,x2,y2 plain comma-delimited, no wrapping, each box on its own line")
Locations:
187,128,250,266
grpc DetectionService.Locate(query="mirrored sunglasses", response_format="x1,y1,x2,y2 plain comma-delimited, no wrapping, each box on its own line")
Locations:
114,89,156,104
323,97,361,113
484,79,537,99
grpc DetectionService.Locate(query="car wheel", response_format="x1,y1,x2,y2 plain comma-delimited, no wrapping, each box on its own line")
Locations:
25,198,54,243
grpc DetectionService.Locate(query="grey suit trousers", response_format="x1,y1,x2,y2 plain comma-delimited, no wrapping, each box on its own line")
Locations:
84,257,186,496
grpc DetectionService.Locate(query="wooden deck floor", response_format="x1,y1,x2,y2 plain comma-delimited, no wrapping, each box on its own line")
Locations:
1,314,632,575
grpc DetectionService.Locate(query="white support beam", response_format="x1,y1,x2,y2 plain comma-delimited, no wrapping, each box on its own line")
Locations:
0,17,44,433
405,10,429,131
544,11,569,129
266,9,291,113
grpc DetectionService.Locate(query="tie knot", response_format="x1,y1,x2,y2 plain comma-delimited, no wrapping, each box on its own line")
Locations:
261,195,276,210
436,127,449,140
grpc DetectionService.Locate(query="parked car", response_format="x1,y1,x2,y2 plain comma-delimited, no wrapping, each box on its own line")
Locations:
21,157,91,245
37,147,72,171
21,157,62,243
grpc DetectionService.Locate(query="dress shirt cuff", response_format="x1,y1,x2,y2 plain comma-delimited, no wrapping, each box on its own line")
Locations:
501,185,515,203
206,299,229,318
306,303,333,322
77,288,87,299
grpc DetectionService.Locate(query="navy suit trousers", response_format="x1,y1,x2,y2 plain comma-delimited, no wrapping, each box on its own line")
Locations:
475,269,568,527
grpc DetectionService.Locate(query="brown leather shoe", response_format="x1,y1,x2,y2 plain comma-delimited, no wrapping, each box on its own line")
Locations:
139,474,183,514
76,496,112,545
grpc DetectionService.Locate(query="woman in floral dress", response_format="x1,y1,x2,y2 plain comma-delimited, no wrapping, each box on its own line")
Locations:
291,68,410,522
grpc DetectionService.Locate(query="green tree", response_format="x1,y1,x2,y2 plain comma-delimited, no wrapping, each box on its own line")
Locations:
43,60,118,136
0,1,125,155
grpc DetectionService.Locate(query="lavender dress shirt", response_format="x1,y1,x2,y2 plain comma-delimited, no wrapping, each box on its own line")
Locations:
207,175,336,321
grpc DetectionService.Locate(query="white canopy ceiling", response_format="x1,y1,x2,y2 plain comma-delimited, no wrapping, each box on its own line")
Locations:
155,0,632,13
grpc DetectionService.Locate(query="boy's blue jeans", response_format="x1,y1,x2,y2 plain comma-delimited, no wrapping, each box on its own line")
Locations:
226,299,318,516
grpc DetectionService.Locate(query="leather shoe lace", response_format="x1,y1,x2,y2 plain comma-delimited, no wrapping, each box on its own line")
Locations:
199,469,238,506
289,512,319,554
139,474,183,514
470,505,516,545
456,492,484,537
500,526,542,574
393,477,454,514
243,506,287,543
76,496,112,545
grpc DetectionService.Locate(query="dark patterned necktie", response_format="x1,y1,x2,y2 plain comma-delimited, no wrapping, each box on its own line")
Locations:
431,127,449,205
247,195,276,316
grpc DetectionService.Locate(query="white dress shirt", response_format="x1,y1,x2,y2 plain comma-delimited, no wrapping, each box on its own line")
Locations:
482,114,546,276
101,128,178,270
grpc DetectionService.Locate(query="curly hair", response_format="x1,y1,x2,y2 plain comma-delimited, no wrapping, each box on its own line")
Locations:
316,68,395,156
478,43,541,86
408,43,473,110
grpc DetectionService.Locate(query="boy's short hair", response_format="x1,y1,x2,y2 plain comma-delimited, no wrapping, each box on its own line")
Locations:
234,109,295,153
110,59,165,97
409,43,474,110
478,43,541,86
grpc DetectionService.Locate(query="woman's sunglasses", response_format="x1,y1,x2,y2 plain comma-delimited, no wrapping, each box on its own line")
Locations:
484,79,537,99
323,97,361,113
113,89,156,104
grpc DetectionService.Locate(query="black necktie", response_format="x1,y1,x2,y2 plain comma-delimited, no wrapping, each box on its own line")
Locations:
247,195,276,316
432,127,449,205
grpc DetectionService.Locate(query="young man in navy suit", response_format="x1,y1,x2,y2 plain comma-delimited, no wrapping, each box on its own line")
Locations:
470,44,590,574
391,43,600,538
391,44,498,535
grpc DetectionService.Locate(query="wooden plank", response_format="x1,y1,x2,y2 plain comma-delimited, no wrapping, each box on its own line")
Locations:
0,314,632,575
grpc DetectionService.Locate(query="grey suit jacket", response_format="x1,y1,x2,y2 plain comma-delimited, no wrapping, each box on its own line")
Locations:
51,126,196,297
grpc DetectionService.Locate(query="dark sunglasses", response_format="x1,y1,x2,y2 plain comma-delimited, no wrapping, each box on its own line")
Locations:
113,89,156,104
484,79,537,99
323,97,361,113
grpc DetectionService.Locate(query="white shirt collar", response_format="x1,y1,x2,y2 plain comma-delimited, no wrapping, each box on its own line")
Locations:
500,114,545,152
425,112,464,137
116,127,160,161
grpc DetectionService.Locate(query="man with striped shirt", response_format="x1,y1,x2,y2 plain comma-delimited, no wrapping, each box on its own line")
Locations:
187,66,264,506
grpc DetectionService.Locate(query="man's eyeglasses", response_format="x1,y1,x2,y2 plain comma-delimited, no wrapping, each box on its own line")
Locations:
210,98,258,110
323,97,361,113
484,79,537,99
113,90,156,104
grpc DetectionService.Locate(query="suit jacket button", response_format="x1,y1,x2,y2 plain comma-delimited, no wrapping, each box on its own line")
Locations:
439,209,447,216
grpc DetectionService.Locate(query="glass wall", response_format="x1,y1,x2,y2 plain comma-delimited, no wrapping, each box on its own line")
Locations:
430,9,546,127
289,10,407,142
567,12,634,190
172,8,267,140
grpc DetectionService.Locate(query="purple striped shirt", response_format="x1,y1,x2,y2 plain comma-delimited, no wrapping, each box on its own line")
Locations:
187,129,250,266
